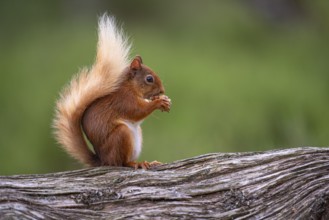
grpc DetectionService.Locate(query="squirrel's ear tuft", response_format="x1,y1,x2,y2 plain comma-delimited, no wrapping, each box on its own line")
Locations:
135,55,143,64
130,56,143,70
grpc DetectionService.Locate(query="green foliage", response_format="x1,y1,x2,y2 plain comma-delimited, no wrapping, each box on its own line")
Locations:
0,1,328,174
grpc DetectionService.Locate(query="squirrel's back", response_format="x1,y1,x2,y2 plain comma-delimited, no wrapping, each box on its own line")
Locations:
53,15,131,166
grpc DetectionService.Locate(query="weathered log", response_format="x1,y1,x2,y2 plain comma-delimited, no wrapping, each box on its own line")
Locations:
1,147,329,219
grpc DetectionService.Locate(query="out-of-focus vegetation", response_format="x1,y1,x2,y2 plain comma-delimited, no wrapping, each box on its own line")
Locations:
0,0,328,174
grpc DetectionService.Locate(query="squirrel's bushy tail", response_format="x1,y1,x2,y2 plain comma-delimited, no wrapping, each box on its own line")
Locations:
53,15,131,166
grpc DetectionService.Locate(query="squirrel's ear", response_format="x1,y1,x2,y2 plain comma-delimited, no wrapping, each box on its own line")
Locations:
135,55,143,64
130,56,143,70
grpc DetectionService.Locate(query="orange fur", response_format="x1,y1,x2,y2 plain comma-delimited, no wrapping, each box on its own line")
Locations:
81,74,169,166
53,15,130,166
53,15,171,168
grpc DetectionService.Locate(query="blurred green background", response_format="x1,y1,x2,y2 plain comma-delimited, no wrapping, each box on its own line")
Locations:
1,0,328,175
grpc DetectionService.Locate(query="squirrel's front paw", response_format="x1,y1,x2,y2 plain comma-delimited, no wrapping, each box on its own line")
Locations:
157,95,171,112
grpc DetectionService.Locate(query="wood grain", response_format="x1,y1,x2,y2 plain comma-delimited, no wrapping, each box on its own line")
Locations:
1,147,329,219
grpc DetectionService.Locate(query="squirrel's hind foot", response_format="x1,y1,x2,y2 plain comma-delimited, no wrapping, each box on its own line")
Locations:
125,160,162,170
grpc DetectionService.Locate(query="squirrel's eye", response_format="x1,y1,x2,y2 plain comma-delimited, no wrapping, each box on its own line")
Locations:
145,75,154,83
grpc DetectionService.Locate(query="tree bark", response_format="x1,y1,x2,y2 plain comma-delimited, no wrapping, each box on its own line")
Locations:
1,147,329,219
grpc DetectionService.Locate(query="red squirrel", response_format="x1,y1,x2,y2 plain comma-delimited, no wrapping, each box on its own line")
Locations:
53,15,171,169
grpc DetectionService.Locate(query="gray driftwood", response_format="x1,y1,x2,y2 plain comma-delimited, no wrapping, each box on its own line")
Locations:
1,147,329,219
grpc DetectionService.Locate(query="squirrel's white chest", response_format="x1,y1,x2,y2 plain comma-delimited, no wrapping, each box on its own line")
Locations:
122,120,143,161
